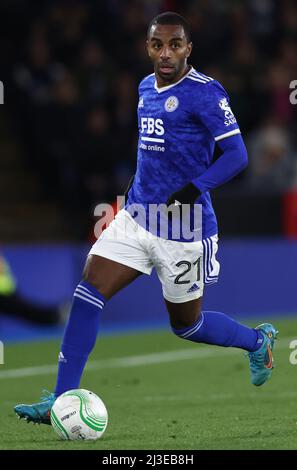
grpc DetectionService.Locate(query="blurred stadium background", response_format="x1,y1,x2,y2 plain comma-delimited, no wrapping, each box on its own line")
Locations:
0,0,297,396
0,0,297,451
0,0,296,347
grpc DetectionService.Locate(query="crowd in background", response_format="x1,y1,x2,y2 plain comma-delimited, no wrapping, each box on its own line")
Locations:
2,0,297,217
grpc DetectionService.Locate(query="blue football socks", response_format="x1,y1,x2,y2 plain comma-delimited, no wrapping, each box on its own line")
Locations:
55,286,262,397
54,280,105,397
172,311,263,352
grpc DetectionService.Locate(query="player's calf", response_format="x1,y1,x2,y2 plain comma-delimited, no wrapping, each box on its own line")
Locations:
165,298,202,330
170,310,264,351
83,254,142,300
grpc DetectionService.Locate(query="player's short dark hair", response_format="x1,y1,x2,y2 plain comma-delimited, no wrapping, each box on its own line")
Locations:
147,12,191,43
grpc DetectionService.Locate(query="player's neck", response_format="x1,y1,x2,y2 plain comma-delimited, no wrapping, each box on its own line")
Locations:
155,64,191,88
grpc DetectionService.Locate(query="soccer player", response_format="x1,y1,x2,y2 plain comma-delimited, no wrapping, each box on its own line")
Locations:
14,12,278,425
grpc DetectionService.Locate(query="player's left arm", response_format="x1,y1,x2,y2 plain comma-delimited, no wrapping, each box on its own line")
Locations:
166,81,248,206
192,132,248,194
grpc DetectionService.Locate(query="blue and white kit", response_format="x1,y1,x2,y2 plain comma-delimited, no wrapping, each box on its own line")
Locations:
90,66,246,302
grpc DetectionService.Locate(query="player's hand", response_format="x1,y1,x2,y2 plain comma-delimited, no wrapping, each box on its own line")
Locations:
166,182,201,207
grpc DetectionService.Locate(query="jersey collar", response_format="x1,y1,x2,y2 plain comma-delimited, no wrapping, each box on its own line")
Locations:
154,66,193,93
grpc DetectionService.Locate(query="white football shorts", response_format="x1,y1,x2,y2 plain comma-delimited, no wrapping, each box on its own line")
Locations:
89,209,220,303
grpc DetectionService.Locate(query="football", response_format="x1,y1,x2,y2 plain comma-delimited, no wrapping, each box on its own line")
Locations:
50,389,108,441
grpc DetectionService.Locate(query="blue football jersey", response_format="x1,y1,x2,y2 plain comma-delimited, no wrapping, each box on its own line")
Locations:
126,66,241,241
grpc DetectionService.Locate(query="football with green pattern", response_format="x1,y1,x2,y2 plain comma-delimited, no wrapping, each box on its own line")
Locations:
50,389,108,441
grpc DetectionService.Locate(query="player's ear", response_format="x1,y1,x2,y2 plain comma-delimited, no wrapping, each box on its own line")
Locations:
186,42,193,58
146,39,151,57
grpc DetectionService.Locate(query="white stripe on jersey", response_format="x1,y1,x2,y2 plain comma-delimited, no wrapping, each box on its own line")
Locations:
214,129,241,142
189,73,208,81
141,136,165,143
189,70,213,82
142,72,155,82
187,76,210,84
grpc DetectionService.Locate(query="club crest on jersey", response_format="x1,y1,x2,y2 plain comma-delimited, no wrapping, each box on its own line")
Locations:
165,96,179,112
138,97,144,108
219,97,236,126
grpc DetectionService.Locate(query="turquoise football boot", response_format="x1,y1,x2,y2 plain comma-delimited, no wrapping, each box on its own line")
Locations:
247,323,278,386
14,390,56,425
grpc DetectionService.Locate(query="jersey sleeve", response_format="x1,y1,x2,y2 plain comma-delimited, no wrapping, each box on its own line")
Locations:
192,80,241,142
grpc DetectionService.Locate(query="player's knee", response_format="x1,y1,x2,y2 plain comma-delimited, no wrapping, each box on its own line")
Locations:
82,273,110,300
170,311,202,334
82,261,110,299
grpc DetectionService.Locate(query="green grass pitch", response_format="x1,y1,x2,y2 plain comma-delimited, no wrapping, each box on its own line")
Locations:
1,317,297,450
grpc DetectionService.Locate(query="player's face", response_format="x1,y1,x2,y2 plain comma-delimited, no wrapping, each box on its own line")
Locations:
147,24,192,86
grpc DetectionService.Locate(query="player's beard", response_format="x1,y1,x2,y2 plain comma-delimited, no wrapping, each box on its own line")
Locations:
156,61,187,84
156,64,177,82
